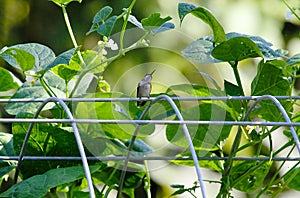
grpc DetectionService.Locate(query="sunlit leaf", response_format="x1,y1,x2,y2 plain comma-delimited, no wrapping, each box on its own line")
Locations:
0,48,35,71
212,37,263,62
41,47,78,72
0,165,100,198
1,43,55,73
141,13,172,31
251,60,292,121
178,2,226,43
0,67,19,92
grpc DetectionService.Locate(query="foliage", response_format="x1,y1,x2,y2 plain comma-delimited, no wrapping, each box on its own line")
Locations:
0,0,299,197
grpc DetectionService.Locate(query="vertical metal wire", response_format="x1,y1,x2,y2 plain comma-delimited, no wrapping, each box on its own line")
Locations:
246,95,300,154
13,97,95,198
118,95,207,198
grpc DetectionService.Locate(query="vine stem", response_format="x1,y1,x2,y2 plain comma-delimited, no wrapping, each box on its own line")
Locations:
61,5,85,66
280,0,300,21
230,61,245,96
119,0,137,54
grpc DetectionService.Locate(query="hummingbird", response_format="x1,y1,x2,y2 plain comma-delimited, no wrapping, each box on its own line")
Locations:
137,69,155,107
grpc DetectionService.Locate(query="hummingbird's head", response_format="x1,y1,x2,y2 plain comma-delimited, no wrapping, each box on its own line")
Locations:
143,69,155,81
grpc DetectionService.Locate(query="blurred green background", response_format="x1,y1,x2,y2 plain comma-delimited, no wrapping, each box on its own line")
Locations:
1,0,300,96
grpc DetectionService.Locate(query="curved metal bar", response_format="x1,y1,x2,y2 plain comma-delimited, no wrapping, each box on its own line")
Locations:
13,97,95,198
245,95,300,154
117,94,206,198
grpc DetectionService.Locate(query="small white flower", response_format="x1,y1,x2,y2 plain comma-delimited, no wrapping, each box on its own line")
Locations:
106,39,118,50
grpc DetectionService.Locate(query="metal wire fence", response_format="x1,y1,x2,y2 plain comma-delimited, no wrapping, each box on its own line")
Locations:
1,95,300,198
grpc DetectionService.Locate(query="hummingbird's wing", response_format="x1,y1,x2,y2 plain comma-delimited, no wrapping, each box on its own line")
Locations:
137,85,140,98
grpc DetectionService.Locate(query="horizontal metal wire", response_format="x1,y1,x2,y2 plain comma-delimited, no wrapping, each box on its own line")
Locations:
0,118,299,127
0,95,299,103
1,156,299,161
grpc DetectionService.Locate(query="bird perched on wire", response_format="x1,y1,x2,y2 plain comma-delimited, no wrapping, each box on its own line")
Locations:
137,69,155,107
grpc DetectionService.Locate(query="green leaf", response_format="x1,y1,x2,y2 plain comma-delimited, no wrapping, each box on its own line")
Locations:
128,13,174,34
151,22,175,34
124,139,153,157
92,6,113,23
50,0,82,6
0,67,19,92
141,13,172,31
74,93,154,141
224,80,243,96
41,47,78,73
284,167,300,191
97,16,118,37
212,37,263,62
0,165,100,198
0,132,14,156
55,64,79,82
251,60,292,121
12,113,81,178
231,160,272,192
182,32,283,64
5,83,65,115
0,166,16,179
166,103,232,150
1,43,55,72
178,2,226,43
181,39,220,64
0,47,35,71
73,50,106,74
225,32,286,59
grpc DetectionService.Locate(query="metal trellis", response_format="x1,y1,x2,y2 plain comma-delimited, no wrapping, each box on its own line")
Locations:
0,95,299,198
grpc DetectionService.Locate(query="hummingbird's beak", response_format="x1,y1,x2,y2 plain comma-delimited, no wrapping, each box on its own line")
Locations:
150,69,156,76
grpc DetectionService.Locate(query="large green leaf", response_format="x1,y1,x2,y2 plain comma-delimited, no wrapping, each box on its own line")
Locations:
41,48,78,73
166,103,232,150
212,37,263,62
0,165,100,198
231,160,272,192
251,60,292,121
0,67,19,92
12,112,81,179
178,2,226,43
141,13,173,34
165,84,232,150
5,83,65,115
181,39,221,64
0,47,35,71
74,93,155,142
0,43,55,72
182,32,285,64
